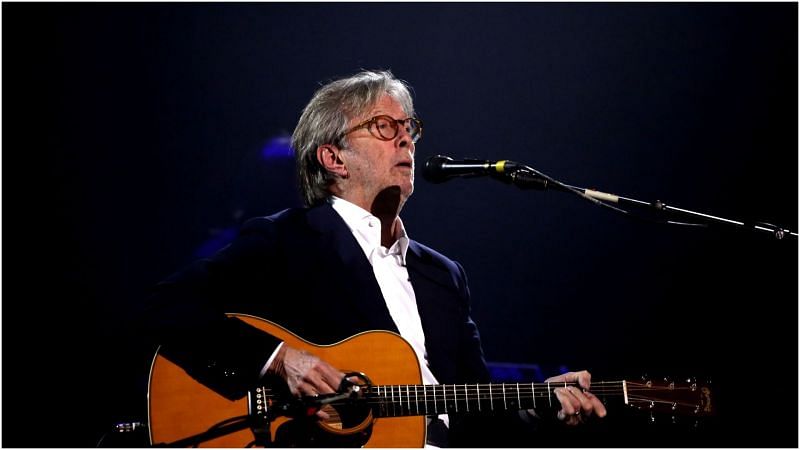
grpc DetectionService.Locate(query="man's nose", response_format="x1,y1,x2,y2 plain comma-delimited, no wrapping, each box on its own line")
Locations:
396,122,413,149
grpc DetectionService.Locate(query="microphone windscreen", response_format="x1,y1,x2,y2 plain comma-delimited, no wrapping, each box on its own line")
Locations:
422,155,452,183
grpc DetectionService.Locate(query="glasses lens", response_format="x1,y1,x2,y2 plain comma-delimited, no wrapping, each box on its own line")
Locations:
373,116,397,140
368,116,421,142
406,119,420,143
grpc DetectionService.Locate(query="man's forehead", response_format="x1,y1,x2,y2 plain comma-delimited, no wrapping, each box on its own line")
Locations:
359,95,406,118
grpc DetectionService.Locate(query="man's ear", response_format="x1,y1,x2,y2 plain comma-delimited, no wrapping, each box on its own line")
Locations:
316,144,348,178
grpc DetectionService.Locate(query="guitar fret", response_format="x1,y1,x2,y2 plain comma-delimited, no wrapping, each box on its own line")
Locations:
441,385,445,413
397,384,408,416
532,382,536,409
441,385,447,412
516,382,521,409
391,385,396,416
406,385,410,412
444,385,448,413
502,384,507,409
433,385,438,413
423,385,428,414
489,383,494,410
477,384,481,411
464,384,469,412
400,385,404,416
453,384,458,412
547,382,552,408
376,385,381,416
382,385,387,416
414,384,419,415
445,385,449,413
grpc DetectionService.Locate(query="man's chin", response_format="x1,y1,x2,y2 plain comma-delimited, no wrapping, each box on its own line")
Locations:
401,184,414,202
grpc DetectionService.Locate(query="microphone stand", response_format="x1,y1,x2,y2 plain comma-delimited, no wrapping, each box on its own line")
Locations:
496,166,797,241
152,416,261,448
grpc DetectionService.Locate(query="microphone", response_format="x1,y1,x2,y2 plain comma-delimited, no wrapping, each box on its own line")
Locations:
422,155,548,189
422,155,521,183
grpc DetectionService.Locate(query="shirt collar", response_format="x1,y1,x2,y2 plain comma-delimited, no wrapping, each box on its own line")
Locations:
329,196,410,264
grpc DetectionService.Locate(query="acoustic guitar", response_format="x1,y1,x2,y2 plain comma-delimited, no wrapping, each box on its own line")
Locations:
148,313,713,447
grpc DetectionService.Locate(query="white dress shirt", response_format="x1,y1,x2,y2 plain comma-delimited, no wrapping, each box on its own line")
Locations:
260,197,449,442
329,197,450,434
329,196,438,387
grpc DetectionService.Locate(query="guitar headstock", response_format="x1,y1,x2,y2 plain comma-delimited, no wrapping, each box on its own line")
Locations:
623,376,713,418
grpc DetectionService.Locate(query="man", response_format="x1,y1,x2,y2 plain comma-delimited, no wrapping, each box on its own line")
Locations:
143,70,606,447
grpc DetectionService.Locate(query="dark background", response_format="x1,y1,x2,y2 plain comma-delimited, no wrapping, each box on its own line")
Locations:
3,2,797,447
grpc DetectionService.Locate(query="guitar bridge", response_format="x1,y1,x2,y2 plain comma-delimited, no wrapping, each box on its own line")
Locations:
248,386,273,425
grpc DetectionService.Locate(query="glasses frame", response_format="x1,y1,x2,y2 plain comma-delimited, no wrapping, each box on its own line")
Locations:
339,115,423,144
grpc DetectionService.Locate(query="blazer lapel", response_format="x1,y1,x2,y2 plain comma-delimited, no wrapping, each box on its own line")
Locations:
405,241,467,383
305,204,398,333
406,241,457,290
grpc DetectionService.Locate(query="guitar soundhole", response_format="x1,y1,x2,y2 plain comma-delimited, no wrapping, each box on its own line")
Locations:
320,402,372,430
274,417,372,447
273,400,373,447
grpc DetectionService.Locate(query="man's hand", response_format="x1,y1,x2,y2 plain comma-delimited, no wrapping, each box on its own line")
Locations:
267,344,345,419
545,370,607,425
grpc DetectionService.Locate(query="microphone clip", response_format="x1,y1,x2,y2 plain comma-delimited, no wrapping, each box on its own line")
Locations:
493,168,549,190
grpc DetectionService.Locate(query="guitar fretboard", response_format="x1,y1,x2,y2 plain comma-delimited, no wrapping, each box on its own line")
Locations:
366,381,626,418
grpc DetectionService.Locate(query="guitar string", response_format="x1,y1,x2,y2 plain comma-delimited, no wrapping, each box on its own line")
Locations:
316,394,704,412
259,387,697,400
257,384,698,401
258,386,700,409
254,399,704,417
256,380,702,404
256,380,693,393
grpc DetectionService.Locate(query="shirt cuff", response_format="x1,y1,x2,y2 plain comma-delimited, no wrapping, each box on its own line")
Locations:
259,341,285,378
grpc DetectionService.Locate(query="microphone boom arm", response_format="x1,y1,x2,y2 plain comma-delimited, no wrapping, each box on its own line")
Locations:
494,162,797,240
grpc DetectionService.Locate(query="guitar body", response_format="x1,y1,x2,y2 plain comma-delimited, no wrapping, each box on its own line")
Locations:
149,313,714,447
148,313,426,447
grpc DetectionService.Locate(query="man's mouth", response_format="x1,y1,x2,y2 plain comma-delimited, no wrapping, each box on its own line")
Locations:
396,161,413,169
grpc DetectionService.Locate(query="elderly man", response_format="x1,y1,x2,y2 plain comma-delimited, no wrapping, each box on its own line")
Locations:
143,70,605,447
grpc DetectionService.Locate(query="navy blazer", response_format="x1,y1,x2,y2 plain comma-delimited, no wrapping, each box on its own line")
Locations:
144,203,490,398
142,203,538,446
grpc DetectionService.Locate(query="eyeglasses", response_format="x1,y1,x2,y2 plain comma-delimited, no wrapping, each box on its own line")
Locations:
340,115,423,144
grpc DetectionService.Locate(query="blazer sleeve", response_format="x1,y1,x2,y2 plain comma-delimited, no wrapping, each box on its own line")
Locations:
138,217,285,400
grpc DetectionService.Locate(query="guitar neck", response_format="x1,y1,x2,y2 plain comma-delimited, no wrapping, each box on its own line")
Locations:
368,380,626,418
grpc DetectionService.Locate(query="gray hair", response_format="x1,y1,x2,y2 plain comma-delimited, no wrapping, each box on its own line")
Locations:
291,70,415,207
